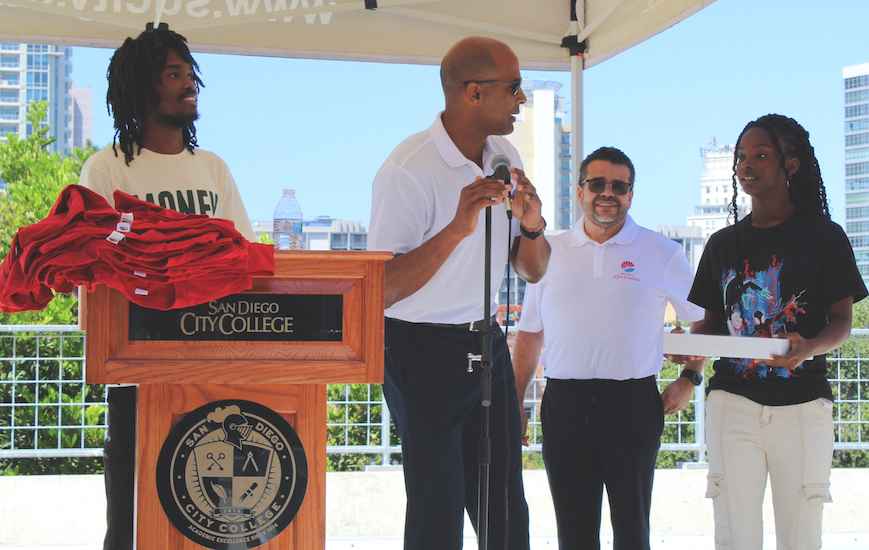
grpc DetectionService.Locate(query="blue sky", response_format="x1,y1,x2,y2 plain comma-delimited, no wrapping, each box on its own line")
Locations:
70,0,869,230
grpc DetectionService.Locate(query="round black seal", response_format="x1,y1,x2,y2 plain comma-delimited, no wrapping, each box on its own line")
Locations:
156,400,307,549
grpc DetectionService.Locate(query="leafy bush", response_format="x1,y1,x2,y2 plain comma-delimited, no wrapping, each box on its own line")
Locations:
0,101,102,475
326,383,400,471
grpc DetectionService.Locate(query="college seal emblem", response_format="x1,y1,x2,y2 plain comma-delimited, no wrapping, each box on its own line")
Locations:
156,400,307,549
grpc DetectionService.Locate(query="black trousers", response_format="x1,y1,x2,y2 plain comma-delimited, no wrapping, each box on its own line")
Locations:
383,318,530,550
103,385,136,550
541,376,663,550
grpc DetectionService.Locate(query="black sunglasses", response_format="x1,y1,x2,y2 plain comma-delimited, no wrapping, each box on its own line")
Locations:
581,178,633,196
463,78,523,96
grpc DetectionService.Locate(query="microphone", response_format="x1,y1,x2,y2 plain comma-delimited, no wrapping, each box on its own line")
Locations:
490,155,513,219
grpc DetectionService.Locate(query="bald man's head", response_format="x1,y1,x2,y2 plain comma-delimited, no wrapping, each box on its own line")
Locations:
440,37,515,102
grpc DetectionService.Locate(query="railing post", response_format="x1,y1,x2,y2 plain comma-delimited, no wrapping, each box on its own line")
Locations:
381,392,392,465
695,384,706,463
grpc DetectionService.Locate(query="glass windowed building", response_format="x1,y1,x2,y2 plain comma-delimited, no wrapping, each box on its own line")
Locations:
506,80,572,230
845,63,869,281
687,142,750,243
0,44,75,158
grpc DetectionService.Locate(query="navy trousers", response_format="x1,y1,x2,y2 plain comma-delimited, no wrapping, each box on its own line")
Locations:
541,376,664,550
102,385,136,550
383,318,530,550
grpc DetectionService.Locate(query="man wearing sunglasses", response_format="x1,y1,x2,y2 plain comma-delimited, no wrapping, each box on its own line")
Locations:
369,36,550,550
513,147,703,550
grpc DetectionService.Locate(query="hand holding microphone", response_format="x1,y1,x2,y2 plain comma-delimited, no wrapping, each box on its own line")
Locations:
490,155,514,219
489,155,546,236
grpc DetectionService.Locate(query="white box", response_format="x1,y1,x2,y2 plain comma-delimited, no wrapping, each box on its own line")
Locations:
663,332,790,360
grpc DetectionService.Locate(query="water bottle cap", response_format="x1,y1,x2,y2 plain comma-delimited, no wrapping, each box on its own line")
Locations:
283,189,295,195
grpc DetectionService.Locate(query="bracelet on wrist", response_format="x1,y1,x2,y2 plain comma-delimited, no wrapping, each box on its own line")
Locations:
520,218,546,240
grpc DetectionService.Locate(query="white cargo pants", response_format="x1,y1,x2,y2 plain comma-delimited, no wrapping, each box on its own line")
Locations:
705,390,834,550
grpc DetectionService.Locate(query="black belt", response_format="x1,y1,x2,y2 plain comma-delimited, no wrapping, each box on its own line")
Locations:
388,315,496,332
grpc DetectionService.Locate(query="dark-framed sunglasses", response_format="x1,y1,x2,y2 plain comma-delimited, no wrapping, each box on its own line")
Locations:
581,178,633,196
463,78,523,96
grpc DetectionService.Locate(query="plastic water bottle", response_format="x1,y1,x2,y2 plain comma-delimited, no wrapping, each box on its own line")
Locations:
273,189,303,250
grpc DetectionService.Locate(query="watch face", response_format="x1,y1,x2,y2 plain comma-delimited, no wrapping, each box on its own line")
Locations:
681,370,702,385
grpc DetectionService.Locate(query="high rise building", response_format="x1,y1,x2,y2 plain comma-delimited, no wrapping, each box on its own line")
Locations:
844,63,869,280
656,225,704,272
506,79,572,230
0,44,78,158
70,81,93,149
302,216,367,251
687,142,750,242
251,216,367,251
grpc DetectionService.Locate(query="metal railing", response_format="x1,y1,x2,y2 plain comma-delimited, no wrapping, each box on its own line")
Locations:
3,325,869,465
0,325,103,459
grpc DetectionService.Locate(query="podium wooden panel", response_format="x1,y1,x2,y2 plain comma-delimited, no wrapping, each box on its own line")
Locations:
84,251,390,550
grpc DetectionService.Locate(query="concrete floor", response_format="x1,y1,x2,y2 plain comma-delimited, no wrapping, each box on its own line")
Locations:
1,469,867,549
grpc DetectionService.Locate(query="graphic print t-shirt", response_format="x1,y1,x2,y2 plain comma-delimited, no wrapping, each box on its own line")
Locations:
689,212,866,406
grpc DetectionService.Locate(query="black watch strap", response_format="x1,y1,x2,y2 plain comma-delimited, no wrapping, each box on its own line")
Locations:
520,218,546,240
679,368,703,386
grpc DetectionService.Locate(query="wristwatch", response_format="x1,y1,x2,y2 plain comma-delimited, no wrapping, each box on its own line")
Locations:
520,218,546,240
679,368,703,386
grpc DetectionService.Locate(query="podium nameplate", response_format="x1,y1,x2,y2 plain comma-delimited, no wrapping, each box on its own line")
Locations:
129,293,343,342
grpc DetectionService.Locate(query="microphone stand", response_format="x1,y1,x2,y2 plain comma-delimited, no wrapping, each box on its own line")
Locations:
477,203,494,550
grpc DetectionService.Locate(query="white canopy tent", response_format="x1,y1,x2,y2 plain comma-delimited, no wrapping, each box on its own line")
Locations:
0,0,717,219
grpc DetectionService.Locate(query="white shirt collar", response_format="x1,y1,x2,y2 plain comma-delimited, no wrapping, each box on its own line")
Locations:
430,112,499,174
570,214,639,247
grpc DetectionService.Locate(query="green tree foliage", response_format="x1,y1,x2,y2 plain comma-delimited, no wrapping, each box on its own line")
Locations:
1,332,105,475
827,300,869,467
0,100,96,325
851,298,869,330
0,101,103,474
326,383,400,471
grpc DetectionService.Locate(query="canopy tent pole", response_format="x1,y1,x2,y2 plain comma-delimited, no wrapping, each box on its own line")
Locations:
153,0,168,28
570,0,585,226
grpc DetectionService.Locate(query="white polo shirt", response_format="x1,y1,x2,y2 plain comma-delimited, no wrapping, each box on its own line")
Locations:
369,112,521,324
517,215,704,380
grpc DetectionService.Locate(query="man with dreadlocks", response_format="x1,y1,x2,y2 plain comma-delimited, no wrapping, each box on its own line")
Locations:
679,114,866,549
78,26,255,550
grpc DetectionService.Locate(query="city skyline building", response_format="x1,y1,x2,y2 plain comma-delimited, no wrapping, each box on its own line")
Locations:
656,225,704,273
844,62,869,281
686,142,750,242
70,81,93,149
505,79,572,230
0,44,78,157
252,215,367,251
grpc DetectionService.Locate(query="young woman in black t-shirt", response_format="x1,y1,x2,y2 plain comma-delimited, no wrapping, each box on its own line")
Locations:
679,115,866,550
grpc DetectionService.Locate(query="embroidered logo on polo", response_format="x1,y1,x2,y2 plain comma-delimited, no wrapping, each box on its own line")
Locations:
156,400,307,549
615,260,640,281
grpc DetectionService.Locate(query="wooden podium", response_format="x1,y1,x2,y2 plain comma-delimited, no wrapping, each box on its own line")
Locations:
84,250,391,550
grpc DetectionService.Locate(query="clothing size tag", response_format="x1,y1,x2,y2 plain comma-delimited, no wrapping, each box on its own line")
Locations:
106,231,126,244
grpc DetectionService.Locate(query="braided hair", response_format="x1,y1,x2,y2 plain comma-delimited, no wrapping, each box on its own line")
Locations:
729,114,829,223
106,28,203,165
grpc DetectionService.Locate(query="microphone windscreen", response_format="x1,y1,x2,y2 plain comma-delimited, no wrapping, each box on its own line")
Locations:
491,155,510,172
490,155,511,184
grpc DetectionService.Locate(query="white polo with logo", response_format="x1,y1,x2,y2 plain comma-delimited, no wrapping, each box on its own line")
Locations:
517,215,703,381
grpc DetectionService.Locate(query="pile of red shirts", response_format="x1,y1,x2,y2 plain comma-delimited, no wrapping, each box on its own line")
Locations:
0,184,274,312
